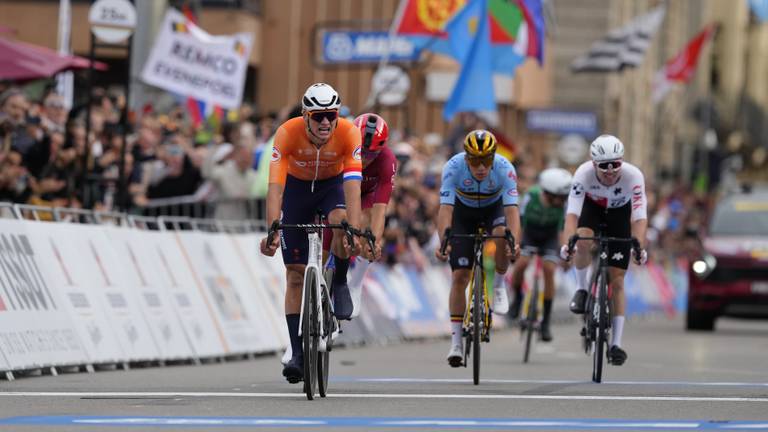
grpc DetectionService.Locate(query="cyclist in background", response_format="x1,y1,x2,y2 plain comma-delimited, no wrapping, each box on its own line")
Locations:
560,134,648,366
434,129,521,367
260,83,362,383
509,167,573,342
324,113,397,317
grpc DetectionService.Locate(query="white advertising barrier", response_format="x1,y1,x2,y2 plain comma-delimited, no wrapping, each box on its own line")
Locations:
201,231,280,352
103,226,194,360
228,233,288,349
150,231,226,358
140,8,253,110
174,231,265,354
21,221,124,364
364,263,449,338
0,220,88,370
61,223,160,361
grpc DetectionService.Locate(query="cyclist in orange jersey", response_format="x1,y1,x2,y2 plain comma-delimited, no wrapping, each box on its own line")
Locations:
260,83,363,384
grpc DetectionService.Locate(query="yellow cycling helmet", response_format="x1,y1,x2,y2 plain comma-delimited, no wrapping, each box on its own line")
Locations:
463,129,497,157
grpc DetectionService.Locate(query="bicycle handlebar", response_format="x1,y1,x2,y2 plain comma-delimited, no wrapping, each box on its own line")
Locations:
440,228,516,257
267,220,377,256
566,234,642,261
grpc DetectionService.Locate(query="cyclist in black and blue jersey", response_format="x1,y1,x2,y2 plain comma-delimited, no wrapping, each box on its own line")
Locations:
509,168,573,342
434,129,521,367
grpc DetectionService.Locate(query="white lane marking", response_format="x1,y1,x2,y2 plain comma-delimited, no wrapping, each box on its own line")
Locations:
342,377,768,387
74,418,324,425
380,420,702,428
1,392,767,403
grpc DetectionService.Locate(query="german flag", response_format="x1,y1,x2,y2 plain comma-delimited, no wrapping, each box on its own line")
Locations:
234,40,246,57
172,21,189,33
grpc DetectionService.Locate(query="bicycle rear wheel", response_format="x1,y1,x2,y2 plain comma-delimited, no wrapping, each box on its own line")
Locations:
303,270,319,400
523,280,539,364
317,280,332,397
472,266,483,385
592,268,608,383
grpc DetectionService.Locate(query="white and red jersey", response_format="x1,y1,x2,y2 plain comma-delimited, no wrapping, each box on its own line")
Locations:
566,161,647,221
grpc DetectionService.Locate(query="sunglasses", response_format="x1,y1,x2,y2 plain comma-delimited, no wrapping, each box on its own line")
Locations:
466,155,494,167
362,149,380,160
596,160,622,172
308,110,339,123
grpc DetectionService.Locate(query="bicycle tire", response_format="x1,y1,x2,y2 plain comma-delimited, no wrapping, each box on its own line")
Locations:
303,269,319,400
318,269,333,397
472,265,483,385
592,266,608,383
523,277,538,364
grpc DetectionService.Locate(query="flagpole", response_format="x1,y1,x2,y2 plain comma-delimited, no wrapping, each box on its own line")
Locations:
56,0,73,108
362,0,409,109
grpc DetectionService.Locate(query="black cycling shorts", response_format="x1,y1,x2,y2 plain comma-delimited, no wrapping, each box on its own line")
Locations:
520,227,560,263
577,199,632,270
449,199,506,270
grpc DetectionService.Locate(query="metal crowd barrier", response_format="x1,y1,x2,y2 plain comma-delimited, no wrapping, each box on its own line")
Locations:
139,196,266,222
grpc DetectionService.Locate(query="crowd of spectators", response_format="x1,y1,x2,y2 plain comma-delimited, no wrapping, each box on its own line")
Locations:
0,84,714,268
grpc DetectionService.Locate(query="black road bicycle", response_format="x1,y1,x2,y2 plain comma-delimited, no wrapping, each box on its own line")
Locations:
566,228,640,383
441,227,515,385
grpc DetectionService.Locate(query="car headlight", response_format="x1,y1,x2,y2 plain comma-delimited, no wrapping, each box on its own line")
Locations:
692,254,717,279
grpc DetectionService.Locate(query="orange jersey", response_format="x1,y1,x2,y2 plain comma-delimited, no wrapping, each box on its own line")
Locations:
269,117,362,185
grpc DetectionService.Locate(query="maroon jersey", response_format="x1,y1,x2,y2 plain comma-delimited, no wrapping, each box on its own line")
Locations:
361,146,397,209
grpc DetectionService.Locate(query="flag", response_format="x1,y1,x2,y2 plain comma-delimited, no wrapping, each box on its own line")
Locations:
490,127,516,161
749,0,768,22
443,0,495,120
394,0,545,73
394,0,466,56
652,25,715,103
187,97,206,128
571,5,665,72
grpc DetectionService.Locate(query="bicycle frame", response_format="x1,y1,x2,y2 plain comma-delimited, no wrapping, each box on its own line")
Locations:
521,254,545,324
465,232,491,340
298,230,329,349
520,252,544,364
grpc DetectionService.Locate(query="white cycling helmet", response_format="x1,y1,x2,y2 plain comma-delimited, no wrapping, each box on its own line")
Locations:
539,167,573,196
302,83,341,112
590,134,625,162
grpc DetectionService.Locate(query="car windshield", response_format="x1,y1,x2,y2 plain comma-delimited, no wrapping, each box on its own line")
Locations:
709,196,768,236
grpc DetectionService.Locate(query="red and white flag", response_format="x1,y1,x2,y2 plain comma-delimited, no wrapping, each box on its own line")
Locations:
652,25,715,103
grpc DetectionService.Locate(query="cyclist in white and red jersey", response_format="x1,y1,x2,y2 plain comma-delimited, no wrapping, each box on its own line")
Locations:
560,134,648,366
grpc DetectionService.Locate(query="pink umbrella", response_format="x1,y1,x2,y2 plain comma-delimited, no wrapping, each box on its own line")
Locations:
0,37,108,81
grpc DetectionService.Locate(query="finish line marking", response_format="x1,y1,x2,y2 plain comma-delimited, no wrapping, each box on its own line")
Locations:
335,378,768,388
1,416,768,430
1,392,767,403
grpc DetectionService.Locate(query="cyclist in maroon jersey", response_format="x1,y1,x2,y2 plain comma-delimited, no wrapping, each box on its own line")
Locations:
324,113,397,317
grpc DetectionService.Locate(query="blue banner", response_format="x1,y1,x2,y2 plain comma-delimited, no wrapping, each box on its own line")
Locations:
321,31,420,64
526,109,599,137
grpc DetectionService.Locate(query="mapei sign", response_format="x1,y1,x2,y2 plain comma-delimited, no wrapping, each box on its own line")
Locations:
321,31,420,64
526,109,598,137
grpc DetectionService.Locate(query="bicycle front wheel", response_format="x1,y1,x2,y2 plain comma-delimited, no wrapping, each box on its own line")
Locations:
472,266,483,385
303,269,319,400
592,267,608,383
317,279,332,397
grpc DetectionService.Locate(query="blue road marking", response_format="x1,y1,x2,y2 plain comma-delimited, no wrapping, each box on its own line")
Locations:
1,416,767,430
